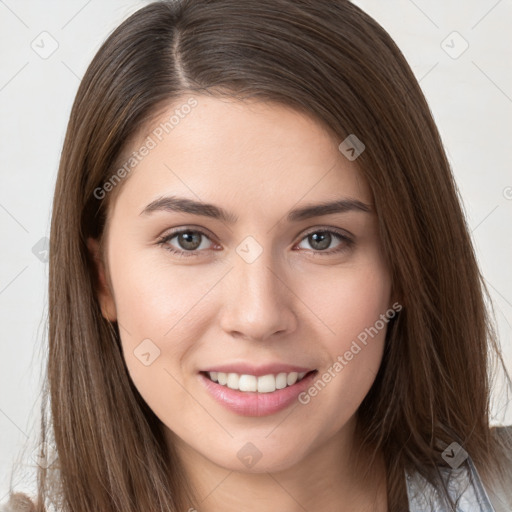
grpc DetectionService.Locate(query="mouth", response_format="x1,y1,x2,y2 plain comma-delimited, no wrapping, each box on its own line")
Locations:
198,368,319,416
199,369,318,393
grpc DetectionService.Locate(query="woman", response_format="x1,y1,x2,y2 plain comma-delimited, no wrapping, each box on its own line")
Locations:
3,0,512,510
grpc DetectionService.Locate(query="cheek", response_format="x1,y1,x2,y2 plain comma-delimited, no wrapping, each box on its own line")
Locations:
293,259,391,424
107,247,212,428
298,257,391,349
108,239,218,337
106,242,223,396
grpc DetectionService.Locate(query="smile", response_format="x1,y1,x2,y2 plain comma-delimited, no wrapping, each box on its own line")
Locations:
203,370,310,393
198,369,319,416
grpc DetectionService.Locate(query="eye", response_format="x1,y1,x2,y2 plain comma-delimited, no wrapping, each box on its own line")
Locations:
157,226,354,259
157,228,215,258
295,228,354,255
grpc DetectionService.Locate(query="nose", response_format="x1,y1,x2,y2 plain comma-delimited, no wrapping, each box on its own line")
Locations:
218,245,297,342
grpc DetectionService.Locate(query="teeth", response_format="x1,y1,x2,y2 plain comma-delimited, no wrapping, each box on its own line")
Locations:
207,371,309,393
239,374,257,392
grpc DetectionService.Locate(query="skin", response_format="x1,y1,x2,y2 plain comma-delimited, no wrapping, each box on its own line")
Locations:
88,95,392,511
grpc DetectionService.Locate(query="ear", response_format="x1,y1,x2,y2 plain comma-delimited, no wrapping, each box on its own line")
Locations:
87,237,117,322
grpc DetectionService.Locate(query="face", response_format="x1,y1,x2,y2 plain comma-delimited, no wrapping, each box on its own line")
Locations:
89,95,393,475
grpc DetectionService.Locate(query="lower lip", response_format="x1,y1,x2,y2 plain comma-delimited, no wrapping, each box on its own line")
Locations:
198,371,318,417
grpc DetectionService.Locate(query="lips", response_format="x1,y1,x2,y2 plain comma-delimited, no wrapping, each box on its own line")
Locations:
198,369,319,416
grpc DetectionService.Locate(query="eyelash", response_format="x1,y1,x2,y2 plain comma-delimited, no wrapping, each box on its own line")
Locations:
157,227,354,259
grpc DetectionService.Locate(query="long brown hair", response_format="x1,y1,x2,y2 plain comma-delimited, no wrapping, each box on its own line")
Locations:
5,0,511,510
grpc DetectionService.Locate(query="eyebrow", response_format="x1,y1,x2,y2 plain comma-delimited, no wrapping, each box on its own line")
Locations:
139,196,372,223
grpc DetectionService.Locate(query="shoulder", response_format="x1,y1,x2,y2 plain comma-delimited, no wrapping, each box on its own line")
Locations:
406,427,512,511
0,492,37,512
485,425,512,512
406,464,496,511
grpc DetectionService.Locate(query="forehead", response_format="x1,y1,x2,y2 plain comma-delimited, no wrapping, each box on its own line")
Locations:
107,95,372,220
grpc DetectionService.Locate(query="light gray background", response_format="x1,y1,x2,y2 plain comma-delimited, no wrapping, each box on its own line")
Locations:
1,0,511,502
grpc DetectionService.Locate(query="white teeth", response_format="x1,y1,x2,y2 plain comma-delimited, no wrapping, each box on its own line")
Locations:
287,372,298,386
257,374,275,393
227,373,239,390
206,370,310,393
239,374,257,392
275,373,288,389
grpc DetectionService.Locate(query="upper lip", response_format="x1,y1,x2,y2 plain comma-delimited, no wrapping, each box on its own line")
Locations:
200,363,316,377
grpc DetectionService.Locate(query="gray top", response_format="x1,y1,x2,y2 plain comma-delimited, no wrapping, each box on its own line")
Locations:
406,446,512,511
